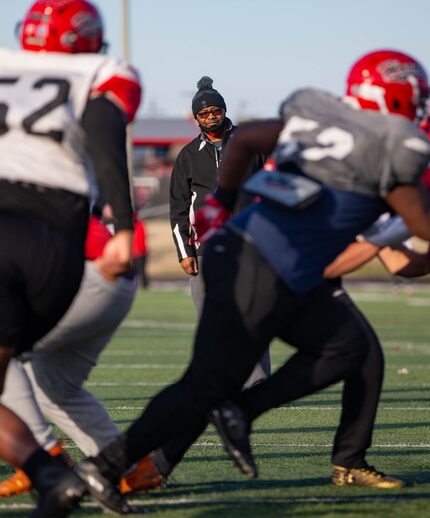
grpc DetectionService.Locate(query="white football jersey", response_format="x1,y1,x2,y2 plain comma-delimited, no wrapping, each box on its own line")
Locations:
0,48,140,197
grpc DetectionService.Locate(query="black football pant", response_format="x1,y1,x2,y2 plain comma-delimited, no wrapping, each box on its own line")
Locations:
329,282,384,468
0,212,85,353
151,279,383,473
96,229,375,477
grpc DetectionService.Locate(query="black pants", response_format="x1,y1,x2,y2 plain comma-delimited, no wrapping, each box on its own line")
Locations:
99,230,377,475
151,279,383,473
328,283,383,468
0,212,85,352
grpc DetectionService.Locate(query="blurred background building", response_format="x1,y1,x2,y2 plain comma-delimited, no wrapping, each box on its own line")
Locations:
131,117,198,279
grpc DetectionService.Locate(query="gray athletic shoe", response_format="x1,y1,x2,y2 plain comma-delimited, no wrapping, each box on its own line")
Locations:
75,460,139,515
31,469,85,518
210,401,258,479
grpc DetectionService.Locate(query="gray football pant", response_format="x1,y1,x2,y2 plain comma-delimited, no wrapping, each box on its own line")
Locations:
1,260,137,456
190,256,271,387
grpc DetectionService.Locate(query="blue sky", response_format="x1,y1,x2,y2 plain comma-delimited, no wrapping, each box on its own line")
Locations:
1,0,429,121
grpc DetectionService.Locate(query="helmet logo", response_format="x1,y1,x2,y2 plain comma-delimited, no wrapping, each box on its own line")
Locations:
71,12,102,37
35,24,49,38
377,60,424,84
60,31,77,47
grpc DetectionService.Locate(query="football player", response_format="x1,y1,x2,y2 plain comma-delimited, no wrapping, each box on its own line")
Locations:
0,0,141,515
71,50,430,512
0,213,163,499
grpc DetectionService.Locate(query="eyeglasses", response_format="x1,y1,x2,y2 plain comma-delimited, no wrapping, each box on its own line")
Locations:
196,107,224,119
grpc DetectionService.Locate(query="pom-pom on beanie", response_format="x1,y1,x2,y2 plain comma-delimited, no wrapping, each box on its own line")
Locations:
192,76,226,116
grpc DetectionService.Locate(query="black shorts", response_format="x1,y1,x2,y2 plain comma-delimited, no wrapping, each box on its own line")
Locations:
0,212,85,353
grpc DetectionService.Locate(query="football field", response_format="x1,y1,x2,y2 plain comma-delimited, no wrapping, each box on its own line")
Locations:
1,281,429,517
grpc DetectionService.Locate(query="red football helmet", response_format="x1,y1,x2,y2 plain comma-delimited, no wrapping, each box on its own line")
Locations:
20,0,104,53
345,49,429,121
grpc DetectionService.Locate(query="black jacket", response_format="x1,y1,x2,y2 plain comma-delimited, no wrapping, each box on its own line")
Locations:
169,119,264,261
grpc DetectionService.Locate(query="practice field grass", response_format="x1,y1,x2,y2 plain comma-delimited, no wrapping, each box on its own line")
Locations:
1,281,429,517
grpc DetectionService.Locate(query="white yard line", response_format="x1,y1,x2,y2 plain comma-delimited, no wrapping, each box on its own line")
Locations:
87,381,430,388
0,494,421,511
95,363,430,369
104,405,430,411
87,381,168,386
97,364,186,368
122,319,195,329
193,441,430,448
348,293,430,304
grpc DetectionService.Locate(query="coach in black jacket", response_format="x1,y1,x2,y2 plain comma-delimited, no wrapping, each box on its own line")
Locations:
170,77,231,270
169,76,270,386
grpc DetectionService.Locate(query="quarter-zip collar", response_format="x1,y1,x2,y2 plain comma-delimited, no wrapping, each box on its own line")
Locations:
198,118,234,168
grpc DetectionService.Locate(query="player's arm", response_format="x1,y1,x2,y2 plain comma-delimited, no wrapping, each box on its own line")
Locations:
385,184,430,241
218,120,283,192
82,96,133,232
81,96,135,279
378,245,430,277
384,128,430,241
194,120,282,243
324,241,381,278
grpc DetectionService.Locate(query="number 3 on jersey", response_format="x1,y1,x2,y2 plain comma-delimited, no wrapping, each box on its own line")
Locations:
278,115,354,161
0,77,70,142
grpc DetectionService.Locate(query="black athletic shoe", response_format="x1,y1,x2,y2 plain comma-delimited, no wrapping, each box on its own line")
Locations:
31,469,86,518
210,401,258,479
75,459,138,515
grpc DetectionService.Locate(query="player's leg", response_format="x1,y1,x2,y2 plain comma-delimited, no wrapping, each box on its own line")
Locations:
76,230,277,507
0,214,82,463
329,286,403,488
190,255,271,388
233,282,370,419
0,214,87,513
331,285,383,467
0,347,40,466
1,359,58,451
210,281,371,476
0,358,63,497
0,350,84,515
28,260,136,455
148,286,379,481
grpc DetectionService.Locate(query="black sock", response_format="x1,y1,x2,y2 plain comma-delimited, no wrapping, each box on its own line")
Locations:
150,448,173,477
22,447,68,491
92,434,130,482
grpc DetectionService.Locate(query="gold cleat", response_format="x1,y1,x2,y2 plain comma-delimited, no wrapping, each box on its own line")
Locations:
332,465,405,489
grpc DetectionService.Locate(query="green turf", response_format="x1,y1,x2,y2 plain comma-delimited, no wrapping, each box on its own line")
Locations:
1,282,429,516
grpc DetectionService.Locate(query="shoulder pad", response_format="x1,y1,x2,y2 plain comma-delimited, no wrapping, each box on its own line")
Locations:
91,58,142,123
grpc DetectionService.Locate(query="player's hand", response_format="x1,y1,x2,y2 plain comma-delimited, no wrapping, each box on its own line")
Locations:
94,229,133,282
180,256,198,276
193,195,231,244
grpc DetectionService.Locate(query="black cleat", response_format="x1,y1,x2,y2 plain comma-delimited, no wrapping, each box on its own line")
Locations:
75,459,138,515
31,469,86,518
210,401,258,479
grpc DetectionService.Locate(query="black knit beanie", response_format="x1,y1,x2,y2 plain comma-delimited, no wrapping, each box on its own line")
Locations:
191,76,227,116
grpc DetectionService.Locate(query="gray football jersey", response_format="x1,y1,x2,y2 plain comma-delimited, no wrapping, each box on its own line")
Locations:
275,88,430,197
